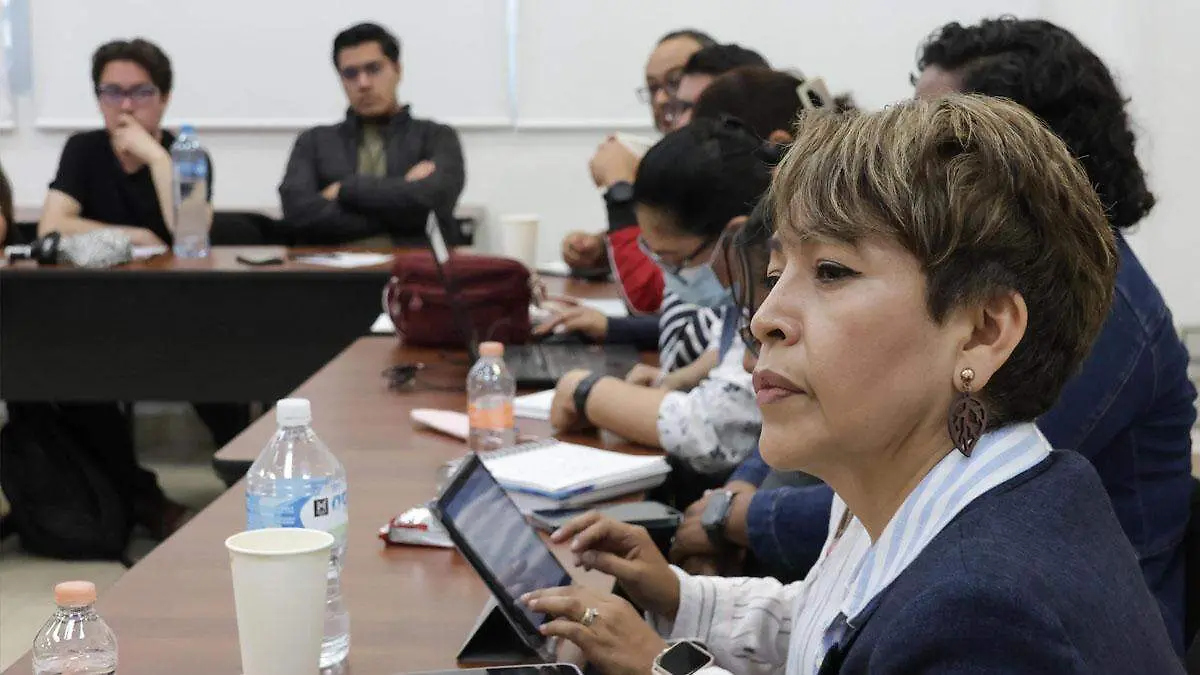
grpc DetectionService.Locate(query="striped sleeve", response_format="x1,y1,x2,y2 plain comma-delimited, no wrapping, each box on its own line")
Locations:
651,567,801,674
658,294,723,372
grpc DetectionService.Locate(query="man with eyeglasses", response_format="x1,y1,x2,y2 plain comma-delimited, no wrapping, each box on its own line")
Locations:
40,38,195,247
279,22,465,246
37,39,242,539
560,29,714,313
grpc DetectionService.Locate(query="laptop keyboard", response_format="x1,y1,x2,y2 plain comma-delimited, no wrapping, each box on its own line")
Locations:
508,344,621,381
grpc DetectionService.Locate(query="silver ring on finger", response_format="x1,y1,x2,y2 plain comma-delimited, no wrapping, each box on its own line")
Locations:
579,606,600,627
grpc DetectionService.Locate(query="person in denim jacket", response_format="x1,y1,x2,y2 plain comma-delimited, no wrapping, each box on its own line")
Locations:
670,18,1197,655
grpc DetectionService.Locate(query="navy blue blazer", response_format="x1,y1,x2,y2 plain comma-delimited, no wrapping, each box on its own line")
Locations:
827,451,1182,674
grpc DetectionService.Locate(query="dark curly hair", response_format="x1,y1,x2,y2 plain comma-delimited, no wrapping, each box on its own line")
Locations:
917,17,1154,230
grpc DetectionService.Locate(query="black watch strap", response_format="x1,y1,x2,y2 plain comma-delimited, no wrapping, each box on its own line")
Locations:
573,373,605,425
603,181,634,205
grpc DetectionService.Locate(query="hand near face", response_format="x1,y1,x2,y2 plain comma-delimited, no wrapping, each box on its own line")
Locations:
405,160,436,182
550,369,594,431
111,115,166,166
549,511,681,618
521,585,666,675
562,231,606,269
589,137,639,189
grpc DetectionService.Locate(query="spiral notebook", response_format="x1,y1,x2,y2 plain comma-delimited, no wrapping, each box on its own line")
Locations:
446,440,670,510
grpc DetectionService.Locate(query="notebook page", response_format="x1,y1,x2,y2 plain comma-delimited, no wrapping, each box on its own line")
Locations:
484,443,667,494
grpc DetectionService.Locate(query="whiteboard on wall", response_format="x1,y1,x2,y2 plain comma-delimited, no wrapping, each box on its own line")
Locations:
31,0,511,130
515,0,1040,128
0,45,11,128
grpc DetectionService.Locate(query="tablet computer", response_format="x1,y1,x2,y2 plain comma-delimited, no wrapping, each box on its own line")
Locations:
432,453,573,659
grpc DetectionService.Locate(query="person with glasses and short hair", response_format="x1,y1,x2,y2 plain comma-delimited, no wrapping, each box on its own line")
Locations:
40,38,199,247
561,29,714,312
278,22,465,246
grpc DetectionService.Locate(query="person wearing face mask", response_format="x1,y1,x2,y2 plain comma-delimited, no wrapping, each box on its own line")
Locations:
548,118,771,477
560,29,715,313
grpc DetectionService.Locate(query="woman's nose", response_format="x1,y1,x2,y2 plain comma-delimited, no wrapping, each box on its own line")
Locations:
751,289,797,347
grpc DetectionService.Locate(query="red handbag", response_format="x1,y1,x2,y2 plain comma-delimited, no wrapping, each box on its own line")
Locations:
384,252,532,348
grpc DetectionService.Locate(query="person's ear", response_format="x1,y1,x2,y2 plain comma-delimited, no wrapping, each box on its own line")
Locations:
955,290,1028,392
767,129,793,144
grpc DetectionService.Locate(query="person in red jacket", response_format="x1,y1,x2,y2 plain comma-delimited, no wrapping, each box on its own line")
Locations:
563,42,769,313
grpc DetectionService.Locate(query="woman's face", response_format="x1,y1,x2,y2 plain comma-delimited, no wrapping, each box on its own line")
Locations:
750,233,967,473
634,204,717,271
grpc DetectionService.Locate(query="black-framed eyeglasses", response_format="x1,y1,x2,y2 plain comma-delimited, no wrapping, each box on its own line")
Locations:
95,84,159,107
339,60,386,82
635,69,684,104
637,232,719,276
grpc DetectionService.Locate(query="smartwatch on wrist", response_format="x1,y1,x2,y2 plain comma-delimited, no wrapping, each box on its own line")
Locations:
603,180,634,205
572,373,605,424
700,490,736,546
653,639,715,675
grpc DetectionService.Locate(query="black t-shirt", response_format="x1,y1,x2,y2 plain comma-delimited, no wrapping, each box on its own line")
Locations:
49,129,215,244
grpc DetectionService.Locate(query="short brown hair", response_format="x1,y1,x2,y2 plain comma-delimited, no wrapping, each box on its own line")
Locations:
92,39,172,95
770,95,1117,426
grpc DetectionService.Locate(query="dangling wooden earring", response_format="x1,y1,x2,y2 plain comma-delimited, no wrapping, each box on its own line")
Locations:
948,367,987,457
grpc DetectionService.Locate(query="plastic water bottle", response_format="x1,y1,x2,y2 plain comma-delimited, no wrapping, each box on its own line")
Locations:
31,581,118,675
170,124,211,258
467,341,516,451
245,399,350,669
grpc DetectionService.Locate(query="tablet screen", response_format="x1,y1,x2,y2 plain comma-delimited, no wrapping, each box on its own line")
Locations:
439,457,572,629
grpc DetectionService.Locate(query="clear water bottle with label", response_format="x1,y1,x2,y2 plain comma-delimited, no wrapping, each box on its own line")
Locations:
245,398,350,669
170,124,211,258
31,581,118,675
467,341,516,451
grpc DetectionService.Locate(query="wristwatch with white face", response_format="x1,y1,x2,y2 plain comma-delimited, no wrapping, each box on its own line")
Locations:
653,640,715,675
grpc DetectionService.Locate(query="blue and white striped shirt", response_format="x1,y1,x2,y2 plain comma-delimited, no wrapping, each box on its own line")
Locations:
654,422,1052,675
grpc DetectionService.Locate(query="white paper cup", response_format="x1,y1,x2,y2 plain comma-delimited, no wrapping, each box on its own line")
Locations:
499,214,540,268
226,528,334,675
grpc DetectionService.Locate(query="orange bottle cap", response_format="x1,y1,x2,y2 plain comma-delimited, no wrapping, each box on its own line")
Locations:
55,581,97,607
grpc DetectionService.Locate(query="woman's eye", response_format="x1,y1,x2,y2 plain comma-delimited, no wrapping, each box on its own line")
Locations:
815,260,859,282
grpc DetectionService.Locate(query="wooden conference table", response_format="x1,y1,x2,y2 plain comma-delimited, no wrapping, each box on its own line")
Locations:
2,281,644,674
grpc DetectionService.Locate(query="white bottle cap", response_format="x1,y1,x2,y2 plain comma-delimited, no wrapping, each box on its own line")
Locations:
276,398,312,427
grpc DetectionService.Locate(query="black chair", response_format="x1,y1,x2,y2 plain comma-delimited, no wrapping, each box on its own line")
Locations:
210,211,276,246
12,214,276,247
1184,476,1200,669
14,221,37,245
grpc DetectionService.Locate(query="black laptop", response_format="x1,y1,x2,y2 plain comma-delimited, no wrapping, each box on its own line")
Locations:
421,216,640,388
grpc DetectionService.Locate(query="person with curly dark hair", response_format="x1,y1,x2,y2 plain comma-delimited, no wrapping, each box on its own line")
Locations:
913,17,1195,655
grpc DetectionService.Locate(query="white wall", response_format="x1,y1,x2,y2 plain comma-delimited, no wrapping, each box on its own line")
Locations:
2,0,1198,324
